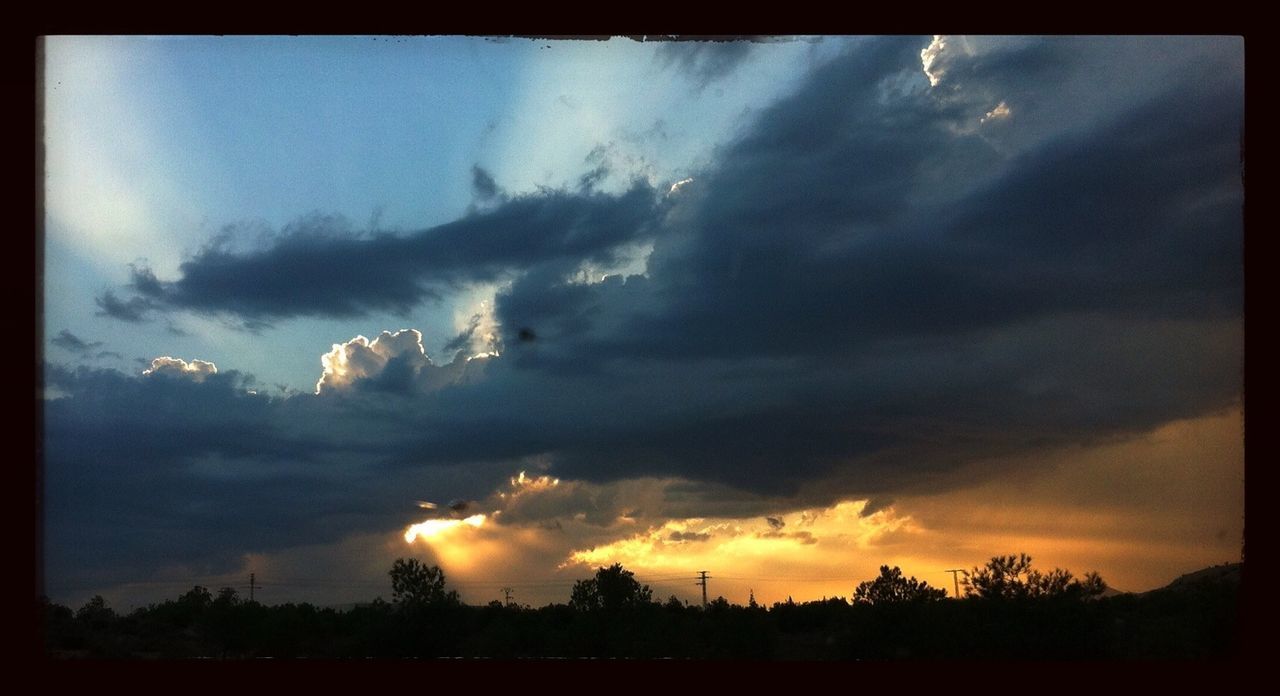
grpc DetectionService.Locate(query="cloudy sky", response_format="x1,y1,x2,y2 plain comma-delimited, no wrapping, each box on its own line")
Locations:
41,35,1244,610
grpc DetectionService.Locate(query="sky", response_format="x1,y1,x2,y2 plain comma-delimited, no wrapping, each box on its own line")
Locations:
40,35,1244,610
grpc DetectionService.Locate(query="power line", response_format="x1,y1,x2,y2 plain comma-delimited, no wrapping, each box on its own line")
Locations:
48,570,908,604
696,570,711,608
48,570,700,592
945,569,968,599
713,574,872,581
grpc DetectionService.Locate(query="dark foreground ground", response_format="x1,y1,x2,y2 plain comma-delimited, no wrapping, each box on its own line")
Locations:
42,566,1241,659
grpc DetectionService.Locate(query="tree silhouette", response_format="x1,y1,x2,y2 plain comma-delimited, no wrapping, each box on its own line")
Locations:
39,556,1237,658
389,558,459,608
853,565,947,605
963,553,1107,600
569,563,653,611
208,587,247,657
178,585,213,610
1077,571,1108,599
75,595,116,626
215,587,240,606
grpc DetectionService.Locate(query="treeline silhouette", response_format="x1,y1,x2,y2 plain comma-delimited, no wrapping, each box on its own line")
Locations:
42,554,1240,659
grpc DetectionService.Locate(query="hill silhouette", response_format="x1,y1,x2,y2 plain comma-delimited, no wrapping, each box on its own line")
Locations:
1159,562,1241,593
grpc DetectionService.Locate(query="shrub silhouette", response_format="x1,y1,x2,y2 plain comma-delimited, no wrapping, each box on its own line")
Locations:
963,553,1106,600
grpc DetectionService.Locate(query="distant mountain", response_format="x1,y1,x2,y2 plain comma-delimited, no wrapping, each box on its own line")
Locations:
1145,562,1241,595
1165,562,1241,588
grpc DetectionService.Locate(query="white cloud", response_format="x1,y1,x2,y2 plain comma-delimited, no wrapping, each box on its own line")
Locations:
483,467,641,528
315,329,431,394
142,356,218,381
563,239,654,286
667,177,694,195
314,327,495,395
920,35,948,87
981,101,1012,124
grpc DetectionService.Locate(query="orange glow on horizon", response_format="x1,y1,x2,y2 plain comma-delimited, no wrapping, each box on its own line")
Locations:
366,408,1241,607
561,501,917,584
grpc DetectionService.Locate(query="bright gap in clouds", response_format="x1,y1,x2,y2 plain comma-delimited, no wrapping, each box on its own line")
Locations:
54,391,1241,611
369,406,1240,608
404,514,486,543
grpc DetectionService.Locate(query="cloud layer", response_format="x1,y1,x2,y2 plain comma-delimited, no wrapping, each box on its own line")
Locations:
50,36,1243,599
51,330,103,354
656,39,757,90
105,185,660,321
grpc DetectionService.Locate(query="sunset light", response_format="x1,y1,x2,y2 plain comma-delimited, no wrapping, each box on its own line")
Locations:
41,35,1243,659
404,514,486,544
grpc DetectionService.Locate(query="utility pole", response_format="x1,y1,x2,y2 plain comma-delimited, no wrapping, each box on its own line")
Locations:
502,587,513,607
945,569,966,599
696,571,711,608
249,572,256,603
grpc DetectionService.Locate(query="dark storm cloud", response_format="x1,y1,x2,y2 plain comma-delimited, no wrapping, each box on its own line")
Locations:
48,37,1243,587
94,289,158,322
471,165,501,201
105,183,660,320
860,499,893,517
41,361,523,587
489,35,1241,484
43,363,292,582
668,530,712,542
577,164,610,192
45,364,278,462
443,313,484,353
128,263,165,296
51,330,103,353
492,39,1241,371
656,40,755,90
